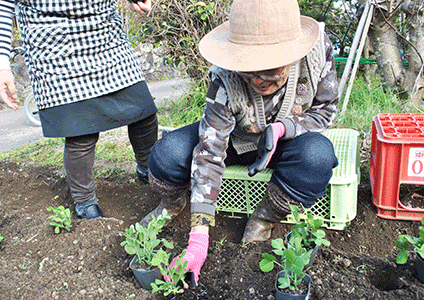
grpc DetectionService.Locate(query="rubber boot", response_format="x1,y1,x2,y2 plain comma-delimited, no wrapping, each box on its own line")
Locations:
242,181,302,242
139,171,189,228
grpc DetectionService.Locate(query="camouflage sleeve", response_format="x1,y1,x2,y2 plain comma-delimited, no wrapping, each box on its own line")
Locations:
190,76,236,227
283,32,339,138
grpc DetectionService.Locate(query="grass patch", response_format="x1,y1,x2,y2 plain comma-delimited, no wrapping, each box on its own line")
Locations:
0,129,136,177
0,138,64,167
334,76,417,133
94,142,134,163
157,80,207,128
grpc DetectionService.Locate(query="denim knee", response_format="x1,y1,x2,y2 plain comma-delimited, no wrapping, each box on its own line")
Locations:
299,134,338,169
271,132,338,207
148,122,199,185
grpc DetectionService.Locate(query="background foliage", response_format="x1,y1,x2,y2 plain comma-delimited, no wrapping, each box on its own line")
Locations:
118,0,359,81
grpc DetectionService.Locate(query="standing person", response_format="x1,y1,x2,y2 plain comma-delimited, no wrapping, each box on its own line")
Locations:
0,0,158,219
138,0,340,287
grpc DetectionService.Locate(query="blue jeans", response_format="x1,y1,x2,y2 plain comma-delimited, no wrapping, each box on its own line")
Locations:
148,122,338,208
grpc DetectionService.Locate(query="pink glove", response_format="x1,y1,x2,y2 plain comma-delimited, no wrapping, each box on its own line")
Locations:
168,232,209,287
248,122,285,177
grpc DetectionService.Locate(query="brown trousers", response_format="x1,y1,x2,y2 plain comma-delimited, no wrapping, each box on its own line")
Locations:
64,114,158,204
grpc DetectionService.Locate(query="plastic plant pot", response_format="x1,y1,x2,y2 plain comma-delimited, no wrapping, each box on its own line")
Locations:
129,256,162,291
285,232,319,271
275,270,311,300
416,252,424,284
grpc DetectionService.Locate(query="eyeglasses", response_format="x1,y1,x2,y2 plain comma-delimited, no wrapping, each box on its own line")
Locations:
236,66,290,82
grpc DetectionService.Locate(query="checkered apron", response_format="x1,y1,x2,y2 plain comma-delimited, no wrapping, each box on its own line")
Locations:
17,0,144,109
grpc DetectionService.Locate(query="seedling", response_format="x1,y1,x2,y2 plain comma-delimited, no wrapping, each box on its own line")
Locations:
151,249,189,296
289,205,330,249
47,206,72,234
260,238,311,292
0,234,3,242
121,209,174,267
396,216,424,264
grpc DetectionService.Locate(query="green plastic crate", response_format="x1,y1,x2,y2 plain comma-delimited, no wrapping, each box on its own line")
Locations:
216,128,360,230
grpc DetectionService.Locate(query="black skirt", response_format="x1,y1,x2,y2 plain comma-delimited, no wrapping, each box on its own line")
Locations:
39,81,157,138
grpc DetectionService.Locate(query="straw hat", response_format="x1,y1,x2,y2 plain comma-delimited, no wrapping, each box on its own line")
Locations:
199,0,320,72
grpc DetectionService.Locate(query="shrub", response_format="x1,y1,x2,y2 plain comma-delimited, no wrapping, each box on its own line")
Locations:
137,0,232,81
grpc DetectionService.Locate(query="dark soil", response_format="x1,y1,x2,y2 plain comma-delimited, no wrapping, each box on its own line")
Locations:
1,159,424,300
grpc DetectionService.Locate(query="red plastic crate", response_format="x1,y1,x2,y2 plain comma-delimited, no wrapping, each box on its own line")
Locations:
370,113,424,220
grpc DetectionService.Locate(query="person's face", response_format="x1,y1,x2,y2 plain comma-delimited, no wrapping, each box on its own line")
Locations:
237,65,291,96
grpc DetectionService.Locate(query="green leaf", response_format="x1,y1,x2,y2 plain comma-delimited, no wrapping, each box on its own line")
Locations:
312,219,323,228
321,239,331,247
162,239,174,249
277,276,290,290
124,244,137,255
395,239,409,251
396,250,408,264
271,238,285,250
260,254,276,272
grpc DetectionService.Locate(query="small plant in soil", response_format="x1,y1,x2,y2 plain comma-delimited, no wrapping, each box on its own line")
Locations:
395,216,424,264
47,205,72,234
151,249,189,296
289,205,331,249
120,209,174,267
260,238,311,293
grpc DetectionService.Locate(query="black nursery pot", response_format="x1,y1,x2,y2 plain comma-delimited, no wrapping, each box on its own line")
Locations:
415,252,424,284
285,232,319,271
275,271,311,300
129,256,162,291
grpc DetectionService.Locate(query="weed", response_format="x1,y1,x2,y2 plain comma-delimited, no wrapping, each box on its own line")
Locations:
215,235,227,249
350,264,366,274
13,236,23,244
19,258,33,270
240,241,250,248
333,254,342,263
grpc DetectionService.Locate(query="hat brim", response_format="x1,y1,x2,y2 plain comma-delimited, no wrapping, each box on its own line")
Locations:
199,16,320,72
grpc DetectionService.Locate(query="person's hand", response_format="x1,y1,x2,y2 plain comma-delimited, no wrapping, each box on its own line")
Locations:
129,0,152,15
248,122,285,177
0,69,19,110
167,232,209,287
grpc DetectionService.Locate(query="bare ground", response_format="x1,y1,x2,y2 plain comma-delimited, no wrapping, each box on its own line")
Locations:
1,157,424,300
